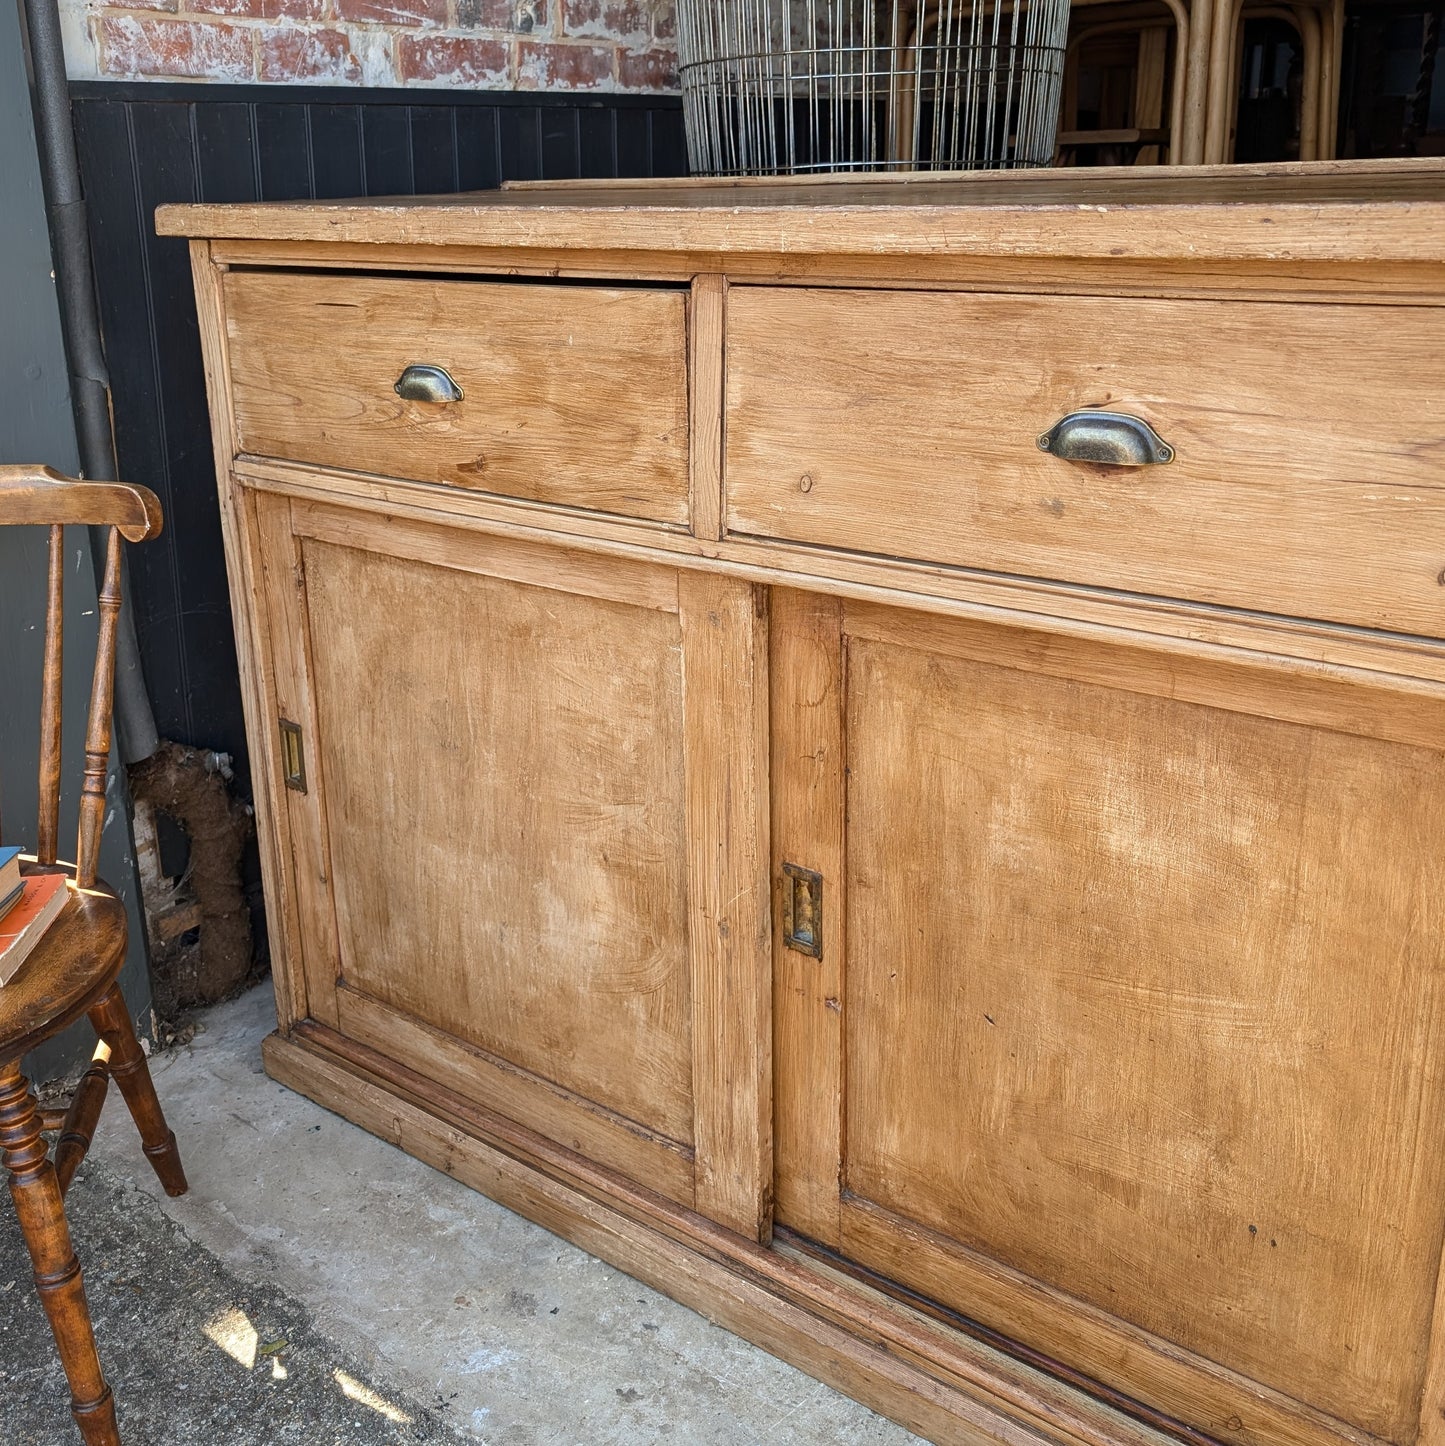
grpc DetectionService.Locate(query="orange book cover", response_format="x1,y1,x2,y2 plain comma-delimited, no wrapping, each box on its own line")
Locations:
0,873,68,986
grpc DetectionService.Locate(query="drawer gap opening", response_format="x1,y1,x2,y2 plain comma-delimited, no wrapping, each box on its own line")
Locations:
226,263,689,292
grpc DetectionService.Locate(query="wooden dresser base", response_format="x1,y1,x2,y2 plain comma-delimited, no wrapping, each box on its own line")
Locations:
167,167,1445,1446
262,1025,1176,1446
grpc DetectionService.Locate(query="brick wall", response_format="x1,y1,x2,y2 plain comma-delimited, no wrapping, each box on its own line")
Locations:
60,0,679,91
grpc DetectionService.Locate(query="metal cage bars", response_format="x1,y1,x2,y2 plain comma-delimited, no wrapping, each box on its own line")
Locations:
676,0,1070,174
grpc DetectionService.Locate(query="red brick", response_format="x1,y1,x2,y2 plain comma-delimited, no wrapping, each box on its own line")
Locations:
258,27,362,80
97,14,253,79
454,0,536,29
616,44,676,91
516,37,613,89
188,0,323,20
396,34,510,85
100,0,180,15
333,0,445,25
561,0,652,43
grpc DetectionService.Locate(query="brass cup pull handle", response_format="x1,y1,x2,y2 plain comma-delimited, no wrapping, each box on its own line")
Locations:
394,364,463,403
1038,411,1174,466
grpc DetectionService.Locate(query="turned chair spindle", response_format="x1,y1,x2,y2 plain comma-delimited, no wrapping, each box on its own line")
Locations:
0,465,188,1446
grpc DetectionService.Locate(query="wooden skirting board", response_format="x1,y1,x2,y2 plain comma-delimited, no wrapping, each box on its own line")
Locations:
262,1025,1180,1446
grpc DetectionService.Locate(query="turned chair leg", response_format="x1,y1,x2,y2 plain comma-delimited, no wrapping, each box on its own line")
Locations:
0,1066,121,1446
87,986,188,1199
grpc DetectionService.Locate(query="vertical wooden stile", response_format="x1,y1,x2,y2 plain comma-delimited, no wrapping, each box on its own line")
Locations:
188,239,309,1032
770,590,846,1246
252,496,342,1034
688,275,727,543
1417,1262,1445,1446
76,528,121,890
681,572,772,1241
36,523,64,865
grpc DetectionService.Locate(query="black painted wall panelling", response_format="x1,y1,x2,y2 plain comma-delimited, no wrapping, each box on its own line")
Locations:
70,82,687,965
71,82,687,788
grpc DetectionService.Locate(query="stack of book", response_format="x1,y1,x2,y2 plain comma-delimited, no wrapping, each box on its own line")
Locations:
0,848,69,986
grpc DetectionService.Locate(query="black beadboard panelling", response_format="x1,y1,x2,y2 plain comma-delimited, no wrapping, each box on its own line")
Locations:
70,81,687,965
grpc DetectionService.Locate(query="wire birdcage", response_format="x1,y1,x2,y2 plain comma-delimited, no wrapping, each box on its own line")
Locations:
675,0,1070,175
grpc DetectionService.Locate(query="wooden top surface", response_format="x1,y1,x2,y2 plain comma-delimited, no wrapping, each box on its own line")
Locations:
0,879,127,1058
158,159,1445,263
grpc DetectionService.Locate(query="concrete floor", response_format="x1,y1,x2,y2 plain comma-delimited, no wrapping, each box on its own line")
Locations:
2,986,921,1444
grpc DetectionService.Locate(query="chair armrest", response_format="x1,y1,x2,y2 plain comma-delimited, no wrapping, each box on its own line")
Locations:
0,465,163,541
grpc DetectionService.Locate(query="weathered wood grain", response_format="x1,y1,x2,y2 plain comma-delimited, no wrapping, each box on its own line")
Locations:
725,286,1445,634
233,452,1445,691
830,608,1445,1443
769,589,845,1247
299,534,695,1147
157,160,1445,265
687,275,727,543
680,574,772,1241
182,168,1445,1446
0,465,161,542
224,270,689,523
250,492,344,1034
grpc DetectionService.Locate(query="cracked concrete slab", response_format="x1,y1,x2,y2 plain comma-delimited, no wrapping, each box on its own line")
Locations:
2,986,921,1444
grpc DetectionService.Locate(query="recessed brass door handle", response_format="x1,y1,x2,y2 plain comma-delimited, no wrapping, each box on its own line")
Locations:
1038,411,1174,466
394,364,463,403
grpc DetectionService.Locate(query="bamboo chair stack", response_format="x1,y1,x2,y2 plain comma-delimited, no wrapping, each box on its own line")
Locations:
1059,0,1343,163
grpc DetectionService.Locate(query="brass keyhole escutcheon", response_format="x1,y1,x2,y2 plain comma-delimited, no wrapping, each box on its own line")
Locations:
279,718,307,793
783,862,823,958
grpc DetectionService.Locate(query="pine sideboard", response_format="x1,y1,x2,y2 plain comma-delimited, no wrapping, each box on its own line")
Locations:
162,162,1445,1446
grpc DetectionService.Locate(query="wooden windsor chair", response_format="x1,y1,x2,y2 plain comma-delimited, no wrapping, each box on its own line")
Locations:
0,465,188,1446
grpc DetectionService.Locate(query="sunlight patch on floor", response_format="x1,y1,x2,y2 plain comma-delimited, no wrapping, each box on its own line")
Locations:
201,1306,258,1371
334,1368,413,1425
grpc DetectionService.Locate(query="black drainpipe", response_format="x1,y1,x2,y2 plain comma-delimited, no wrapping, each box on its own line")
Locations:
20,0,160,765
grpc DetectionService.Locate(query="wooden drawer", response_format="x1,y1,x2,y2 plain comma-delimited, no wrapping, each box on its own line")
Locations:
725,287,1445,634
224,270,689,524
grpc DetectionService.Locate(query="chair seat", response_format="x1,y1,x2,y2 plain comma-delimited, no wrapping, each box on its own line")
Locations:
0,879,128,1061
